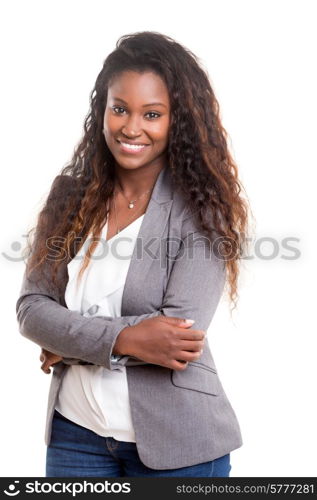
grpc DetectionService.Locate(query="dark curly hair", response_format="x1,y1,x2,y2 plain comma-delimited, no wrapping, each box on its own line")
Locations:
23,30,253,313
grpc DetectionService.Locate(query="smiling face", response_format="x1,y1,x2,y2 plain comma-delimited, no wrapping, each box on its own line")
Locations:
103,71,171,171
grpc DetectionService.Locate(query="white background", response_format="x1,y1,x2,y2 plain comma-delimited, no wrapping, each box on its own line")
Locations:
1,0,316,477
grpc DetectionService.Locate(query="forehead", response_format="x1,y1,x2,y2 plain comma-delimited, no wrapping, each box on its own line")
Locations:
107,71,169,104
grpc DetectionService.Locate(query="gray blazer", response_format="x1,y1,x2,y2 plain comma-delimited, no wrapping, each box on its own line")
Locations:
16,165,243,470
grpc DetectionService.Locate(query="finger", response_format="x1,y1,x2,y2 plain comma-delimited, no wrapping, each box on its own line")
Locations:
52,355,63,363
175,329,206,340
178,340,205,352
176,350,203,362
160,317,195,327
173,360,189,370
41,362,51,374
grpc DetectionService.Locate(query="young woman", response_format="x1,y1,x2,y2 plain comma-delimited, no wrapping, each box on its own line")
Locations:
16,31,250,477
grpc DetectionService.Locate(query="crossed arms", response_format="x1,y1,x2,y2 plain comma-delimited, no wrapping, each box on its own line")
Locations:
16,202,226,371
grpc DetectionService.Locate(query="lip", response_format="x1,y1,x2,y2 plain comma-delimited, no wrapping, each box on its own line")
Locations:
116,139,150,155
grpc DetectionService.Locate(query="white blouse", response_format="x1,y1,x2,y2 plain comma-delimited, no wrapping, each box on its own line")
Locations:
55,213,145,442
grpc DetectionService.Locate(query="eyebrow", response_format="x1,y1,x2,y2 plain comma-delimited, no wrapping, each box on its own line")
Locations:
112,97,167,108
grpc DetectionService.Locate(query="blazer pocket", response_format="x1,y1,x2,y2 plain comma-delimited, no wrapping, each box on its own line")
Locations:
171,361,220,396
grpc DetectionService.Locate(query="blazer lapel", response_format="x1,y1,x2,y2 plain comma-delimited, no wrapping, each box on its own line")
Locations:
121,165,173,316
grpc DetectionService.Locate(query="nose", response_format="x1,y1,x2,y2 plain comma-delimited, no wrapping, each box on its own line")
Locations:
122,113,142,137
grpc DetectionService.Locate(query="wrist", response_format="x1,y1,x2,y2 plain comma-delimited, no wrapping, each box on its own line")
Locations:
112,326,134,356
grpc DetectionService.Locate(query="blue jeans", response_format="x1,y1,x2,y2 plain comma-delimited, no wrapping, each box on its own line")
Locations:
46,409,231,477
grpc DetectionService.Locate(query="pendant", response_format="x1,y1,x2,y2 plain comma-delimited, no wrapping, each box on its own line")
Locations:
128,202,134,209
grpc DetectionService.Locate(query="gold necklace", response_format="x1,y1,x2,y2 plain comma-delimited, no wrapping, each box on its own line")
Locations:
112,194,150,235
116,185,152,209
111,182,155,234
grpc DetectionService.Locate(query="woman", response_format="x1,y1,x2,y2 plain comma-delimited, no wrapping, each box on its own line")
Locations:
16,31,250,477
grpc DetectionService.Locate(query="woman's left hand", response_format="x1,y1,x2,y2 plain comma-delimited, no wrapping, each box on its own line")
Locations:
40,348,63,374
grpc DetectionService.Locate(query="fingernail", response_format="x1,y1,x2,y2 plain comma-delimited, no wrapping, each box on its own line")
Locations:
184,319,195,324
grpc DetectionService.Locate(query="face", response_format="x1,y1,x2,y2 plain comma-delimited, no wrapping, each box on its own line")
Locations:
103,71,171,171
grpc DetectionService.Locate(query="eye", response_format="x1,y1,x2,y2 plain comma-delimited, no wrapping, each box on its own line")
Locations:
111,106,161,120
112,106,126,114
145,112,161,120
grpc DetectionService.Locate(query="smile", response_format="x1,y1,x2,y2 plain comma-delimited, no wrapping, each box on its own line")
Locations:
116,140,149,154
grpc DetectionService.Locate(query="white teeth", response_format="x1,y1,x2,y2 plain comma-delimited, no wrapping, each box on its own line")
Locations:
121,142,146,149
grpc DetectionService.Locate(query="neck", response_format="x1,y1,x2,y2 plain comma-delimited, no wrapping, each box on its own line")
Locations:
114,159,166,198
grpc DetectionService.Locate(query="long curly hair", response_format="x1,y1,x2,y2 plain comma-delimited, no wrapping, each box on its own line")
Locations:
23,30,253,312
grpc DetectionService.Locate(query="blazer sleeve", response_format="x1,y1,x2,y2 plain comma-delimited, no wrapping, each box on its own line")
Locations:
15,174,161,371
16,178,225,371
108,208,226,368
15,265,161,370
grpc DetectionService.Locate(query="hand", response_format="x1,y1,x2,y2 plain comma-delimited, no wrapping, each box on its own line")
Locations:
114,316,206,371
39,348,63,374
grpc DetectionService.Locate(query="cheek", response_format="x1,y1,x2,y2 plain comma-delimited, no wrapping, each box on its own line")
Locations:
103,108,120,130
103,120,119,147
151,119,170,143
103,112,114,132
102,120,115,149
